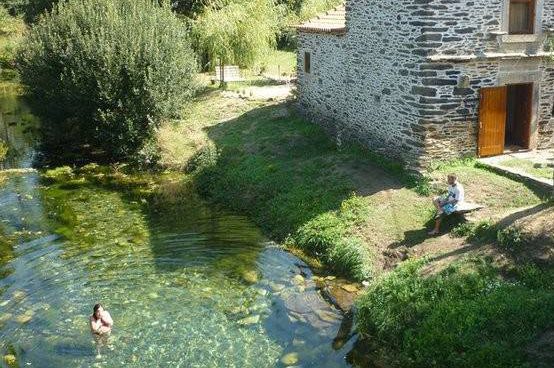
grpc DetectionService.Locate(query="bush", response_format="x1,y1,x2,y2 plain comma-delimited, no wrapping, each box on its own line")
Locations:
42,165,74,182
451,220,497,243
497,226,525,251
0,139,8,162
17,0,198,162
185,142,219,174
290,196,373,281
357,259,554,367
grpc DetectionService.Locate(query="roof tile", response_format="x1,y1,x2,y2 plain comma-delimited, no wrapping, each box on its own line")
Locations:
296,4,346,35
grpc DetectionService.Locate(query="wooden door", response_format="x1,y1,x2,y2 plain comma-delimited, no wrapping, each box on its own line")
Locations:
478,86,507,157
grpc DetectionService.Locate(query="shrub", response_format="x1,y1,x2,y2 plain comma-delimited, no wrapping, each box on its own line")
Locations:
185,142,219,174
451,222,474,237
17,0,198,162
290,196,373,281
451,220,497,243
0,139,8,162
357,259,554,367
497,226,525,251
326,236,372,281
293,212,346,254
42,165,74,182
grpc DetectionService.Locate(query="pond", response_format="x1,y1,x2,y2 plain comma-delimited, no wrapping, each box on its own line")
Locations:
0,85,368,367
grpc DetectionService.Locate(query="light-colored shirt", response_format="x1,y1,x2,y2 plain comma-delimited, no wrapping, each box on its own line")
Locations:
447,182,464,204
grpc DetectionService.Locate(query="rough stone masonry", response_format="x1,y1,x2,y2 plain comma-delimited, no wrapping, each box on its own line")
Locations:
297,0,554,168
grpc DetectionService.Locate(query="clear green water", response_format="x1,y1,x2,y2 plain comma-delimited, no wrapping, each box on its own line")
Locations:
0,87,363,367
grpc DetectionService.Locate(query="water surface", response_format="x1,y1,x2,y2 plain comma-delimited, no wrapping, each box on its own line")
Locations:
0,85,362,367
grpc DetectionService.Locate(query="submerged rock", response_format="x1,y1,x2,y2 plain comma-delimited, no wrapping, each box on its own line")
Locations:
241,270,259,284
16,310,33,324
292,275,304,285
269,282,285,292
0,313,12,325
315,309,339,323
3,354,16,366
280,352,299,366
12,290,26,301
237,315,260,325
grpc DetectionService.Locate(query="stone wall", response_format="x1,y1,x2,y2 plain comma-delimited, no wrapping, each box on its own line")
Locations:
296,33,347,138
340,0,435,165
296,0,554,168
418,57,554,163
538,62,554,148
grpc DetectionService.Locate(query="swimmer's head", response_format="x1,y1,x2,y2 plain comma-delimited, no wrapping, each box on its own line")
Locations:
93,303,103,319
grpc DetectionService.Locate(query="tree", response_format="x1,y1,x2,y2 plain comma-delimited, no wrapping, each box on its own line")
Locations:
22,0,57,23
0,0,56,22
193,0,278,83
275,0,342,49
17,0,198,162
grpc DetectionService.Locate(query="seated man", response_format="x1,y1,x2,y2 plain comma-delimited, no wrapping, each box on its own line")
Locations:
429,173,465,235
90,303,113,335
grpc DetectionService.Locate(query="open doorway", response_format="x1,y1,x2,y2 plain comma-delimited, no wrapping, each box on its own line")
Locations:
505,83,532,151
478,83,533,157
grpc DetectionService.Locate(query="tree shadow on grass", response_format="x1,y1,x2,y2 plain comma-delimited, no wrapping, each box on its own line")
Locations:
198,102,404,240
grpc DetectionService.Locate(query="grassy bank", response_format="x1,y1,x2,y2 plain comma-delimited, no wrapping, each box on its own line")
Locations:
156,86,552,367
166,87,547,277
357,258,554,368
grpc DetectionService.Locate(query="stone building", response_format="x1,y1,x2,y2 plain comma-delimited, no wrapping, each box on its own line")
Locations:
296,1,554,167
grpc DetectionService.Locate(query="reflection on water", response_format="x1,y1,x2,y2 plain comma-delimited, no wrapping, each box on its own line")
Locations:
0,84,39,169
0,86,365,367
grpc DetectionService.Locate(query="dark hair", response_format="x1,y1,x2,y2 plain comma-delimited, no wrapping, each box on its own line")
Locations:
93,303,102,318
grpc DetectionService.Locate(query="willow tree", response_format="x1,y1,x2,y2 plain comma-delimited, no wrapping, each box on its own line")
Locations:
193,0,278,84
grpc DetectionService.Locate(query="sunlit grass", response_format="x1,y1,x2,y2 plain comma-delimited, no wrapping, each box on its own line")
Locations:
500,158,553,180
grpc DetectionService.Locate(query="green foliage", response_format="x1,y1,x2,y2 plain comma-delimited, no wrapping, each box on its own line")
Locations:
0,0,56,22
185,142,219,173
291,197,373,280
0,0,26,15
22,0,57,22
17,0,198,162
193,0,278,69
167,0,217,18
42,166,74,182
0,5,24,68
497,226,525,251
451,220,497,243
275,0,342,49
357,259,554,367
0,139,8,162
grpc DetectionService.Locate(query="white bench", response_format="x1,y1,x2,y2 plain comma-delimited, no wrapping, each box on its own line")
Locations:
452,202,484,215
213,65,243,83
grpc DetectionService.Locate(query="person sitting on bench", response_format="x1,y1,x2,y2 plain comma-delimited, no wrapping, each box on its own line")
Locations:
429,173,465,235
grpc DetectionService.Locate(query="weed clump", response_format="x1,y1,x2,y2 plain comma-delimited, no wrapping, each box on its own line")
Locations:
497,226,525,251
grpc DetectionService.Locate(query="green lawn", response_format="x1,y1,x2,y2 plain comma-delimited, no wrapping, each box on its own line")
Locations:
260,49,296,77
499,158,554,180
431,160,545,214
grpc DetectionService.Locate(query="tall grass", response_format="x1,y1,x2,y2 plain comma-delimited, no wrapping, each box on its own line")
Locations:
357,259,554,367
